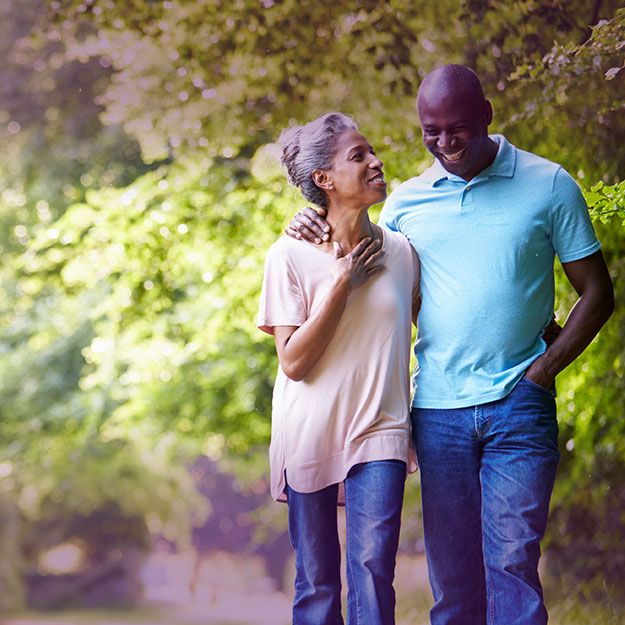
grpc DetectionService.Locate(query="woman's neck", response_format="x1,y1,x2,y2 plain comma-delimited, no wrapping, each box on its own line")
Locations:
323,206,376,254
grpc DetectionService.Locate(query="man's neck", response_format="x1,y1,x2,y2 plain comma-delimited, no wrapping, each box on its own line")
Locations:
461,137,500,182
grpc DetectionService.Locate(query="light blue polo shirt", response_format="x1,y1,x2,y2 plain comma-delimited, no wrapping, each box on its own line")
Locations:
379,135,601,409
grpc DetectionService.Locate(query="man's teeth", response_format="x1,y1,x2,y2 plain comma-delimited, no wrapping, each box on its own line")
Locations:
443,149,465,161
370,175,385,182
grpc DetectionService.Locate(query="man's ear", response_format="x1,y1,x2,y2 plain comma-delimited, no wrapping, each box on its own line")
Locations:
483,99,493,126
312,169,334,191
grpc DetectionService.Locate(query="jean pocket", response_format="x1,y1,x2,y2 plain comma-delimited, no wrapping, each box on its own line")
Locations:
520,376,555,397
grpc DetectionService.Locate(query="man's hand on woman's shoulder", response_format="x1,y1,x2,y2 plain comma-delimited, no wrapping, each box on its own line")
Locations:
285,206,332,243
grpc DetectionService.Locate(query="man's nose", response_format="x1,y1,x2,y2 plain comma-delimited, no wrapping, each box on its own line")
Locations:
438,130,455,148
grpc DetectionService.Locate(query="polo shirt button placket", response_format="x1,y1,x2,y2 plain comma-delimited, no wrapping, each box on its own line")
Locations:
461,184,474,210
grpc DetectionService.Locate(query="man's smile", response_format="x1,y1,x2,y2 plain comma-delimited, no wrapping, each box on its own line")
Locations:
439,148,467,163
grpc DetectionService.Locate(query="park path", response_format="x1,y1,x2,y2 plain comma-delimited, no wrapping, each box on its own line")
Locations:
2,555,429,625
0,591,292,625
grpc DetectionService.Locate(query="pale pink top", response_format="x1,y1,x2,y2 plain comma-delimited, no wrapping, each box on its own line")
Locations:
258,229,419,501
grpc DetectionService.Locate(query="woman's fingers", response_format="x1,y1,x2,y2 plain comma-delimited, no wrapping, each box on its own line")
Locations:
352,237,385,266
350,236,373,257
366,263,386,277
364,249,386,267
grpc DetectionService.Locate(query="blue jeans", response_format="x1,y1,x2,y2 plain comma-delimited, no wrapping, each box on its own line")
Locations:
287,459,406,625
412,377,560,625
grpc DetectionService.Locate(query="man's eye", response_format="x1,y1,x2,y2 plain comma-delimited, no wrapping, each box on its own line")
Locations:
352,153,362,160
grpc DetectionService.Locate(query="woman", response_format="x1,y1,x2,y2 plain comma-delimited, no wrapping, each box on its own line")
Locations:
257,112,420,625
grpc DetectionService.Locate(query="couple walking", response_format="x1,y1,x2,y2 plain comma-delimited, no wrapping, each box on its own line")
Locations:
257,65,614,625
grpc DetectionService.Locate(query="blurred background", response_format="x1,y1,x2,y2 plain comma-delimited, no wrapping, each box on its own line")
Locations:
1,1,624,624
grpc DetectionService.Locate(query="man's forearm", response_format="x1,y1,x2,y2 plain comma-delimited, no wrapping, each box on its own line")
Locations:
526,250,614,387
527,291,613,386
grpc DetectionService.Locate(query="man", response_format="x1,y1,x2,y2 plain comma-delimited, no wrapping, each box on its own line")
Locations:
286,65,614,625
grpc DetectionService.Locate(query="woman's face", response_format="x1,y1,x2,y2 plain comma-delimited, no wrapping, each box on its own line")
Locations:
326,131,387,209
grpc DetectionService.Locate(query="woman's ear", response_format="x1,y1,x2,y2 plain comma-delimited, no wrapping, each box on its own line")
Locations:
312,169,334,191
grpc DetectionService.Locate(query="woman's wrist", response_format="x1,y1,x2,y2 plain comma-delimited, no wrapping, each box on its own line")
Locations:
331,273,352,296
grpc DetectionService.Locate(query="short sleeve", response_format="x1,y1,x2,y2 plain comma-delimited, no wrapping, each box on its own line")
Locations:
378,191,401,232
257,240,307,335
551,168,602,263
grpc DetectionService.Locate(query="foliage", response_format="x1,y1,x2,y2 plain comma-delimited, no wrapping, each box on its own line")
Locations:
0,0,624,611
0,0,201,599
516,10,625,605
545,213,625,608
23,151,286,467
585,179,625,225
503,5,625,182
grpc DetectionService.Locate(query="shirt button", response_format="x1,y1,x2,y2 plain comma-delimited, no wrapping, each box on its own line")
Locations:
466,186,471,191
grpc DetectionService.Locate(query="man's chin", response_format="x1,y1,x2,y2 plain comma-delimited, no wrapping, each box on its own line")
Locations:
438,159,466,176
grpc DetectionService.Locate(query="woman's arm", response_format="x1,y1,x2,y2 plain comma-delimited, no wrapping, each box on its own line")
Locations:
274,238,385,381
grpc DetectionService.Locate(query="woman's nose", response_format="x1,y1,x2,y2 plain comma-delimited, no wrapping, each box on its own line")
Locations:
370,155,383,169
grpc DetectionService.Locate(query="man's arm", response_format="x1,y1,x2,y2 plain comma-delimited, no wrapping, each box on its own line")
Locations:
524,250,614,388
285,206,331,243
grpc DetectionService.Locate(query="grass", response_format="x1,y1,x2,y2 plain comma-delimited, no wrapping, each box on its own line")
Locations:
392,577,624,625
396,587,433,625
547,590,624,625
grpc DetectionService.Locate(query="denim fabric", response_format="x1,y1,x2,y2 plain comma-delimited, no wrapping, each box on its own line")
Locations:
412,377,560,625
287,459,406,625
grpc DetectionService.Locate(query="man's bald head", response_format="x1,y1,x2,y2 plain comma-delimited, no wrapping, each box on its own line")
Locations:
417,65,487,111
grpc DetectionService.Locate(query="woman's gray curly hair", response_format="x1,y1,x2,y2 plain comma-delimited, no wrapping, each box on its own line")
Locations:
278,112,358,209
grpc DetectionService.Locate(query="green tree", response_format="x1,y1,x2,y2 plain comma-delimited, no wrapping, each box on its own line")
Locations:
0,1,201,605
1,0,623,612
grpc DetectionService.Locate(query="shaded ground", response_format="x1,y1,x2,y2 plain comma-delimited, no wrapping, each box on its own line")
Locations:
3,595,291,625
2,555,431,625
4,552,623,625
1,589,293,625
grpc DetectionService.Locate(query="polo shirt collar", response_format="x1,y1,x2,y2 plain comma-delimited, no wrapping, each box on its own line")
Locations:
420,134,516,186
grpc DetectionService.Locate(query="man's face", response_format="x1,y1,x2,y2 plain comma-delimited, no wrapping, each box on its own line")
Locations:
417,90,493,182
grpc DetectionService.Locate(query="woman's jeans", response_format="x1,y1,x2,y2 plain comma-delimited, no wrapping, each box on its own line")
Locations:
287,459,406,625
412,377,560,625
